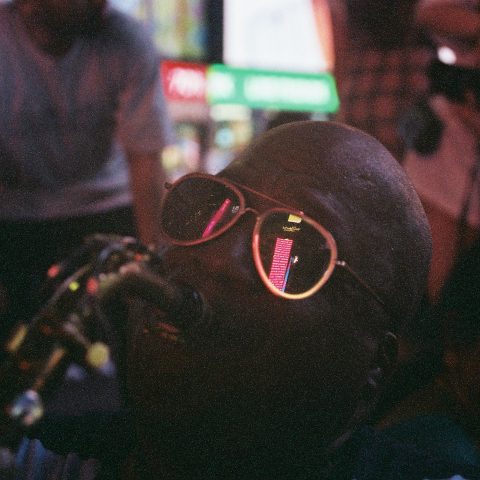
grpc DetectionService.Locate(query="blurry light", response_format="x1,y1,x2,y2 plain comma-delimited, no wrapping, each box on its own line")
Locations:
5,324,27,353
208,72,235,99
438,46,457,65
215,127,235,148
210,104,251,121
162,144,182,170
288,214,302,223
47,264,60,278
19,360,31,371
69,281,80,292
86,277,99,295
40,324,53,336
86,342,110,369
108,0,140,14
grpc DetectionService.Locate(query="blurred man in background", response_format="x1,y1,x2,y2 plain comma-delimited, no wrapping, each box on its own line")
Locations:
403,0,480,303
0,0,174,345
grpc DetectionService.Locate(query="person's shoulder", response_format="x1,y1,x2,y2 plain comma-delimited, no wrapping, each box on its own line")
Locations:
351,427,480,480
99,8,156,54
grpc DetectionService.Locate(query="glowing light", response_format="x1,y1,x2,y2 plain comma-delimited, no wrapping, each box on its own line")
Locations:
47,264,60,278
68,281,80,292
288,214,302,223
86,277,99,295
86,342,110,369
19,360,31,371
40,324,53,336
437,46,457,65
5,324,27,353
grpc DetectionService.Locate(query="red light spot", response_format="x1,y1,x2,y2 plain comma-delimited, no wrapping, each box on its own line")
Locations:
86,277,99,295
19,360,31,371
40,324,53,336
47,264,60,278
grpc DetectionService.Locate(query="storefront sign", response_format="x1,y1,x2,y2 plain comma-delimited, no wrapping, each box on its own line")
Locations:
161,61,339,113
206,64,339,113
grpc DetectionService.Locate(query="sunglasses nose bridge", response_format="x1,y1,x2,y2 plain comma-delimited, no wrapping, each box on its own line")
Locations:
201,211,260,283
226,207,260,247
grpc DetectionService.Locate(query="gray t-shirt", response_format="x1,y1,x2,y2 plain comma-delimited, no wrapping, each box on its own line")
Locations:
0,2,173,220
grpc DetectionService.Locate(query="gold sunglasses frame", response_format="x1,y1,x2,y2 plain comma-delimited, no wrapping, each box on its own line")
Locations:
161,173,388,308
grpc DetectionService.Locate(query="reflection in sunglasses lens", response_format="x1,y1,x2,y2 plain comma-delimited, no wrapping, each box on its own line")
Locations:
161,178,240,241
258,212,331,294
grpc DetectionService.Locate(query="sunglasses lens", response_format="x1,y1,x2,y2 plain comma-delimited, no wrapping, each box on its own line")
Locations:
161,177,242,242
257,212,333,295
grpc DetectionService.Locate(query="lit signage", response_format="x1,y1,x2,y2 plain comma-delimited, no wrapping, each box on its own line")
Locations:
160,61,339,113
207,64,339,113
161,61,208,102
224,0,335,73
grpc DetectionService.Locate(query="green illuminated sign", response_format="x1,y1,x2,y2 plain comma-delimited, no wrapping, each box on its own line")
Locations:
207,64,339,113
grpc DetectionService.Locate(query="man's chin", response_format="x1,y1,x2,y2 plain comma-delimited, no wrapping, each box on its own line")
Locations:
133,407,335,478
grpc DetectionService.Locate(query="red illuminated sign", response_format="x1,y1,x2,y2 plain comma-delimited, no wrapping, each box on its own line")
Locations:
161,60,208,102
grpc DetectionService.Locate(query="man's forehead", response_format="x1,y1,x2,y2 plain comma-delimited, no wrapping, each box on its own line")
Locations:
223,145,348,227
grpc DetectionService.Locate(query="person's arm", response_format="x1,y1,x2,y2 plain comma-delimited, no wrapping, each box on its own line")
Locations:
127,150,165,247
416,0,480,40
113,18,175,249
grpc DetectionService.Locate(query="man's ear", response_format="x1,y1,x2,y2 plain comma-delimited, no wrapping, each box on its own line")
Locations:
362,332,398,399
348,332,399,428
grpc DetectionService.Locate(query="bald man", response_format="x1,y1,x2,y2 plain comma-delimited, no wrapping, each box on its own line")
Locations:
116,121,477,478
7,122,480,479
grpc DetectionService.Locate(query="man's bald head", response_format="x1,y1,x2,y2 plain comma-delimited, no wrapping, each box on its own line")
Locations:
127,121,432,478
224,120,431,328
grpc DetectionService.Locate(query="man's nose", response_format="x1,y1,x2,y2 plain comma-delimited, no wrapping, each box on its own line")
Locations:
205,214,259,276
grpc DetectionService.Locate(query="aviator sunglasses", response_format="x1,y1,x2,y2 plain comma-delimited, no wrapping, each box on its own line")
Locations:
160,173,388,308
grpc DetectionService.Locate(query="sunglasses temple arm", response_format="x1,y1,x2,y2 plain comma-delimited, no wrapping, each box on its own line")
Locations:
335,260,395,320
